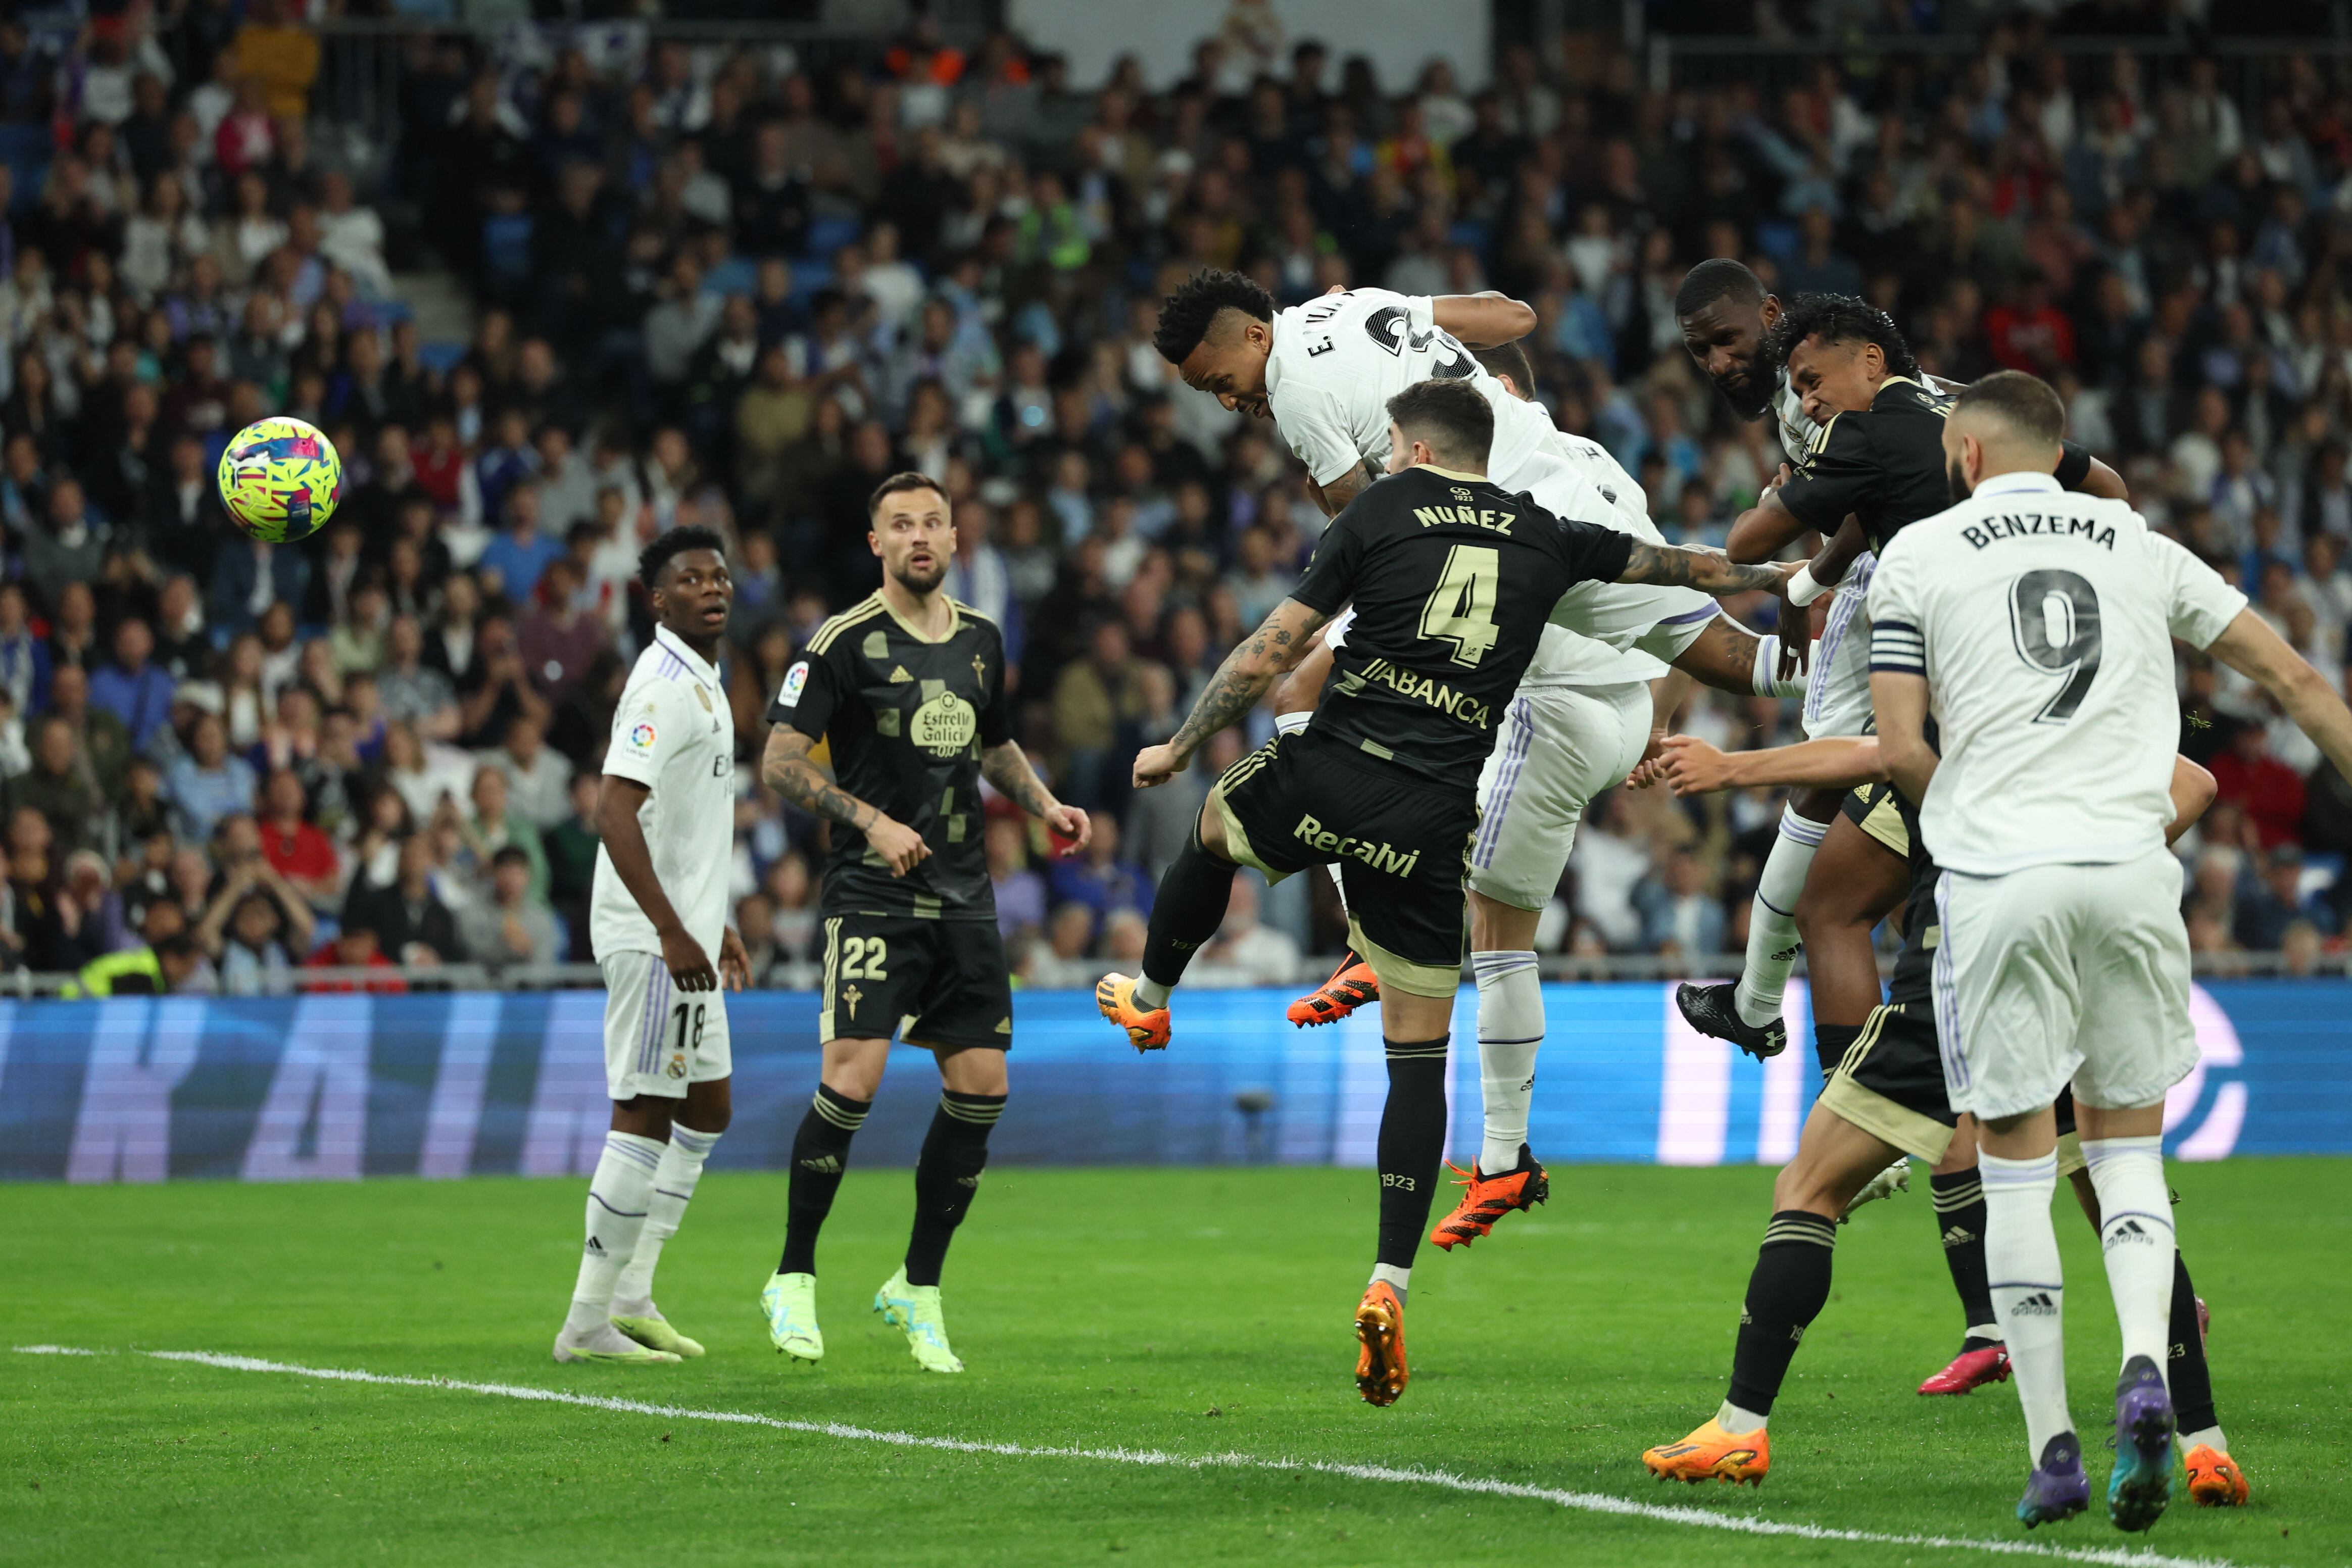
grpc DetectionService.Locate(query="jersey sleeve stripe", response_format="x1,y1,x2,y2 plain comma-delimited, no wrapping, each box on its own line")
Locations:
806,597,887,655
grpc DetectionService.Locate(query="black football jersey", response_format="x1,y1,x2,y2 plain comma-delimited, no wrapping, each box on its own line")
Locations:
770,594,1011,921
1290,464,1633,792
1780,375,2097,555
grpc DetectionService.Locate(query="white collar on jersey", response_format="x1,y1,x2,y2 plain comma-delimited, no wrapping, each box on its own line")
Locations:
1970,470,2063,498
653,625,720,685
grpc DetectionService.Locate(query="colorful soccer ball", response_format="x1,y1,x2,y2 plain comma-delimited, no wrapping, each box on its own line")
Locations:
216,416,344,544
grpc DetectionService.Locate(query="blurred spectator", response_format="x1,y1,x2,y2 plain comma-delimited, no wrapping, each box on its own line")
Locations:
1188,878,1300,988
1634,849,1728,957
457,844,559,966
1048,813,1152,924
345,832,457,966
90,618,176,751
164,711,255,843
2209,722,2307,849
987,815,1046,945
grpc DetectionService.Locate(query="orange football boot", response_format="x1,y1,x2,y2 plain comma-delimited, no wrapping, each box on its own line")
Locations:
1095,973,1170,1051
1642,1419,1771,1486
2184,1445,2250,1507
1430,1152,1550,1250
1353,1281,1408,1406
1289,955,1380,1027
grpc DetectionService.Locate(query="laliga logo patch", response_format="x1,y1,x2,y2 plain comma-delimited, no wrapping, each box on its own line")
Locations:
629,721,657,749
777,661,808,708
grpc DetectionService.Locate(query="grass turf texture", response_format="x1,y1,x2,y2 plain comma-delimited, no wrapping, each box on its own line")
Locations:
4,1161,2345,1567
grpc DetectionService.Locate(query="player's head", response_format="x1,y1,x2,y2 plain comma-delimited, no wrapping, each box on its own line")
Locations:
1676,259,1779,419
638,523,732,644
1154,269,1277,417
1384,378,1494,476
869,471,953,594
1762,292,1920,424
1472,340,1536,401
1945,370,2065,502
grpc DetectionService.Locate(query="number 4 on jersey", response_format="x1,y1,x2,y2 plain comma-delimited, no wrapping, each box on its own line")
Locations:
1419,545,1502,667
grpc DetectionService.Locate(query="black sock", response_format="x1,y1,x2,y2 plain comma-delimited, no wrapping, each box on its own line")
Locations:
1726,1210,1838,1416
778,1085,869,1276
1376,1037,1450,1272
1811,1023,1860,1080
904,1090,1005,1287
1931,1169,2001,1350
1141,830,1238,992
2169,1249,2220,1435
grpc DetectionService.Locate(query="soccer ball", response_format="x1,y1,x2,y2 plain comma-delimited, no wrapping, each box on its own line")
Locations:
216,416,344,544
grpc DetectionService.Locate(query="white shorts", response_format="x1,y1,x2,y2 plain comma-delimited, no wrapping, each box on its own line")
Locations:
1467,680,1653,911
601,949,733,1101
1801,552,1876,740
1934,851,2197,1120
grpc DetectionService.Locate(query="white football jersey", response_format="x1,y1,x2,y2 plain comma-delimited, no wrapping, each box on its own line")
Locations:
589,627,738,959
1868,470,2246,875
1265,287,1701,687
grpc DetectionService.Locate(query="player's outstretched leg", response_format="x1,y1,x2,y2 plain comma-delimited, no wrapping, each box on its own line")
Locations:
555,1129,682,1365
1359,1032,1449,1406
1102,810,1234,1049
612,1092,726,1358
1432,943,1547,1250
2170,1252,2248,1506
1643,1106,1888,1484
761,1083,872,1362
1678,804,1825,1058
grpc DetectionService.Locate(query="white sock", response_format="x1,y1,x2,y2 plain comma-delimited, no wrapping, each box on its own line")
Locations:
612,1123,721,1316
1325,861,1349,914
1134,975,1172,1009
1716,1398,1769,1434
1734,810,1822,1028
1472,949,1542,1173
1370,1261,1410,1303
2183,1424,2228,1453
1981,1148,2073,1461
564,1130,664,1336
1751,634,1808,699
2082,1134,2176,1376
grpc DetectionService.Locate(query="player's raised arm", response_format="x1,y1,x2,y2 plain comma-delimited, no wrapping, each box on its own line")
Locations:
2203,607,2352,783
761,724,929,876
1615,542,1799,598
1632,734,1886,796
1133,596,1333,788
1431,290,1537,348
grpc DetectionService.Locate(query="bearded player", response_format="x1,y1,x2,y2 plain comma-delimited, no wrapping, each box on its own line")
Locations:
759,473,1089,1373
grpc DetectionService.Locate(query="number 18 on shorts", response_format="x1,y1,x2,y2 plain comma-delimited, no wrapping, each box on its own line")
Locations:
601,949,734,1100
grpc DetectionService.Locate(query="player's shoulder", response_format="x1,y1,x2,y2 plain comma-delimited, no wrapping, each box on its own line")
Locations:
1870,375,1951,420
804,594,891,659
948,598,1003,641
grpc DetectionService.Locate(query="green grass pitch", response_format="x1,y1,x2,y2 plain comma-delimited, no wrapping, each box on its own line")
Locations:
5,1160,2347,1566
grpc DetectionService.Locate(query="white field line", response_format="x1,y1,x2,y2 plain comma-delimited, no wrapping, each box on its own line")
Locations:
16,1345,2237,1568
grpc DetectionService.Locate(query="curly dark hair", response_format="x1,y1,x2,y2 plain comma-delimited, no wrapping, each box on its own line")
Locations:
638,523,727,587
1152,268,1275,365
1760,292,1919,382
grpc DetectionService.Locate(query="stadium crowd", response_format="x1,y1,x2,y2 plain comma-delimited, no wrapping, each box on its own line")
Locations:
0,5,2348,991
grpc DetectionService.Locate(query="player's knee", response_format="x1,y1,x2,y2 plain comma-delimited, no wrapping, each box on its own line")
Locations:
1771,1158,1846,1219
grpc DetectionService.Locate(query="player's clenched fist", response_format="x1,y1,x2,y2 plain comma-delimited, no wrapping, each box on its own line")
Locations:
865,815,932,876
1132,742,1184,789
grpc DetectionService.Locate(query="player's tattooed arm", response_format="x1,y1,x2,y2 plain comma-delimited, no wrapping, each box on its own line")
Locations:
981,740,1094,855
1138,598,1333,787
762,725,930,876
1618,543,1797,598
1305,462,1375,519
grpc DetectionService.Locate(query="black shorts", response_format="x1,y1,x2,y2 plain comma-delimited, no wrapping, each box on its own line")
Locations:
1841,778,1913,859
817,913,1013,1050
1211,729,1476,998
1817,1001,2082,1168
